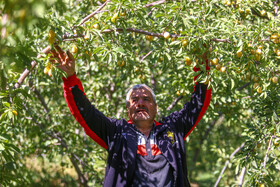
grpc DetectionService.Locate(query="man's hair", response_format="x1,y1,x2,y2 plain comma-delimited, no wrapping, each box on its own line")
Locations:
126,84,156,106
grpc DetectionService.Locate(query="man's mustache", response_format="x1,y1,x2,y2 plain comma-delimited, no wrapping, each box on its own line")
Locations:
135,107,148,113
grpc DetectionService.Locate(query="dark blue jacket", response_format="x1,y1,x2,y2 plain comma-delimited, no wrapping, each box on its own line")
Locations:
62,72,211,187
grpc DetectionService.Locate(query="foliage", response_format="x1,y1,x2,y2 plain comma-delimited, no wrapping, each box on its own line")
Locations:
1,0,279,186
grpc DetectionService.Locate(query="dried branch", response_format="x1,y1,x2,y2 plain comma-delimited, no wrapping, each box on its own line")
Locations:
263,135,275,168
214,142,245,187
237,82,251,91
14,46,51,89
140,50,153,62
144,0,166,8
167,95,183,111
274,1,279,16
164,16,175,32
238,166,246,187
78,0,111,26
147,7,156,16
69,155,89,187
1,14,8,39
211,38,232,43
101,28,167,38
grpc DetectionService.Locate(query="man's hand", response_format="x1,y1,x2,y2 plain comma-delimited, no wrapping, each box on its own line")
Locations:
50,45,75,77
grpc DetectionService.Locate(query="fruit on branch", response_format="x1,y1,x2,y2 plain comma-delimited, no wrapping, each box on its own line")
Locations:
111,17,116,23
246,72,251,80
257,86,262,94
163,31,170,39
237,50,243,58
120,11,125,17
220,66,226,73
253,82,259,89
92,23,99,29
271,77,278,84
118,60,125,67
256,49,262,55
44,63,52,75
238,8,244,14
181,39,188,47
12,110,18,116
255,54,261,61
185,56,191,66
48,69,53,77
211,58,218,65
276,49,280,56
146,35,153,41
48,29,56,44
86,51,92,57
215,64,221,70
71,45,78,54
260,10,266,17
158,57,163,62
274,138,280,146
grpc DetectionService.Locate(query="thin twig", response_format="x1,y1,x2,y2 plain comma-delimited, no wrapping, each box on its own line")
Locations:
147,7,156,16
144,0,166,8
167,95,183,111
238,166,246,187
78,0,111,26
237,82,251,91
263,135,275,168
141,50,153,62
211,38,232,43
214,142,245,187
14,46,51,89
274,1,279,16
163,16,175,32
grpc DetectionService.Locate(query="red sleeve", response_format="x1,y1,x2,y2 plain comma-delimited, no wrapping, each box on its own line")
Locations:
162,60,211,139
62,73,114,149
184,59,211,139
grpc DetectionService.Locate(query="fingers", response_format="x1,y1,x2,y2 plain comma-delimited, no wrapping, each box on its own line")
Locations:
49,50,60,64
66,50,75,62
48,45,75,71
55,45,68,63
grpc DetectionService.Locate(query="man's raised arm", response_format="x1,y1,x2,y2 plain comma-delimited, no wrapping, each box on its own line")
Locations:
51,46,116,150
162,58,211,140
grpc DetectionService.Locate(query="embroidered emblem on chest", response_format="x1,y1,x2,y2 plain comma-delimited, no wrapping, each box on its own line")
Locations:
167,131,175,144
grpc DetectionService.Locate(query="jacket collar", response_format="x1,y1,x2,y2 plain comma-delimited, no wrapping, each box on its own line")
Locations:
127,119,162,126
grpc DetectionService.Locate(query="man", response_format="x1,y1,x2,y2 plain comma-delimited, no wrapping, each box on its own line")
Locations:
51,45,211,186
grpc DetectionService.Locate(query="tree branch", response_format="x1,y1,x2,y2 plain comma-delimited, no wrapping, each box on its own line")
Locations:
22,102,88,186
214,142,245,187
14,46,51,89
78,0,111,26
237,82,251,91
263,135,275,168
140,50,153,62
274,1,279,16
211,38,232,43
167,95,183,111
144,0,166,8
238,166,246,187
192,114,224,163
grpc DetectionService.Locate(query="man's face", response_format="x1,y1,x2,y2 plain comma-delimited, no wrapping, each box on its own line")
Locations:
126,87,157,124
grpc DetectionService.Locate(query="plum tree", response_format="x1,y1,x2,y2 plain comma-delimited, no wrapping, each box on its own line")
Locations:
0,0,279,186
